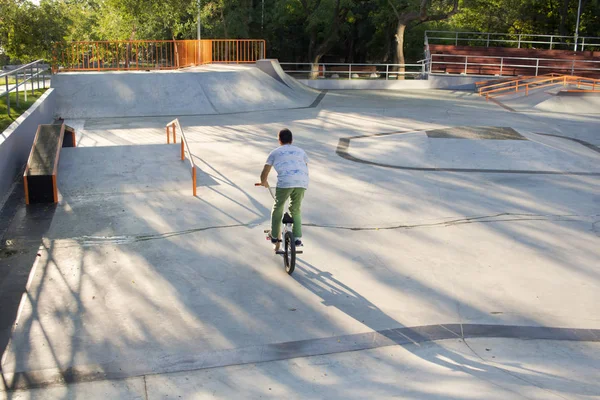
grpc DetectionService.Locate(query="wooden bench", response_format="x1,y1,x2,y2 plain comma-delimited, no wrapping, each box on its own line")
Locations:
24,124,76,204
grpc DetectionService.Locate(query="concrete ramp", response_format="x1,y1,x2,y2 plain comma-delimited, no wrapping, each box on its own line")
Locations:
51,65,319,119
536,92,600,114
256,59,320,96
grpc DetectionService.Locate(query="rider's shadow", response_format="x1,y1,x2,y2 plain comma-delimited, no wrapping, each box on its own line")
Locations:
291,259,595,394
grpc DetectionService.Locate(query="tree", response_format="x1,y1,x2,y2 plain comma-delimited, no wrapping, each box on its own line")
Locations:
280,0,352,76
0,0,70,62
387,0,459,72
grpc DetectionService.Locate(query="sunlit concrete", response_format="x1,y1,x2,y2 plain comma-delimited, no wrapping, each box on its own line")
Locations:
1,86,599,397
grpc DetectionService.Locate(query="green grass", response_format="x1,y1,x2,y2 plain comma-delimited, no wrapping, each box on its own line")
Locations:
0,88,48,132
1,73,50,85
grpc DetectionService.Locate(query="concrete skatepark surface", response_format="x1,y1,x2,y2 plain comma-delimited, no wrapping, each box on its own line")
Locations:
1,67,599,398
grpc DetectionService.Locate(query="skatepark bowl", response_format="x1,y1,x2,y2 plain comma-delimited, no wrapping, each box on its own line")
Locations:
0,62,599,399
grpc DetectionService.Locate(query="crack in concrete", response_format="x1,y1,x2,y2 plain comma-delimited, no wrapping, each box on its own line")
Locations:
7,212,588,251
304,212,597,231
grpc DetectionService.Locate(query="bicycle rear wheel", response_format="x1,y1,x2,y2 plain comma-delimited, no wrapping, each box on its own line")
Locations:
284,231,296,275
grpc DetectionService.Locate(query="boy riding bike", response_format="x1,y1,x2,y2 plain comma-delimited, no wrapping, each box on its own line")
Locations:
258,128,309,249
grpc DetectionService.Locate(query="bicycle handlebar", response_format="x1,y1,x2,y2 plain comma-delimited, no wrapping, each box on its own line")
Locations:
255,183,276,200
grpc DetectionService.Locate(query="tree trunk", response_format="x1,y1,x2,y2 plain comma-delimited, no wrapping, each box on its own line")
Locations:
559,0,569,37
310,53,323,79
395,23,406,79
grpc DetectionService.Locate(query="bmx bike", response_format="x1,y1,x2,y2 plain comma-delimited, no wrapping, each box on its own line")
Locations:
255,183,303,275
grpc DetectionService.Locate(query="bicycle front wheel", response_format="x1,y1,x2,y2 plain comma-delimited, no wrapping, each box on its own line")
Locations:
284,231,296,275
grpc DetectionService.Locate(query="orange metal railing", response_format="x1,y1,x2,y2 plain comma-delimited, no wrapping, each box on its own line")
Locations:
166,119,197,197
478,74,600,100
53,39,266,73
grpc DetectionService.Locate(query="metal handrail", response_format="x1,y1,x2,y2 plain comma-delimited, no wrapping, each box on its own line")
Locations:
54,39,266,72
166,118,197,196
429,53,600,76
280,62,427,80
1,60,50,117
425,30,600,51
480,75,599,99
431,53,600,64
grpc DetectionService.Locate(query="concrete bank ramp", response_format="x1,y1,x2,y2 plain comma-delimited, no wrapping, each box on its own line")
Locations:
51,64,319,119
536,91,600,114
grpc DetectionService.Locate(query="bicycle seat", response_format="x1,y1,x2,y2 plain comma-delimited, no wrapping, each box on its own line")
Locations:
282,213,294,224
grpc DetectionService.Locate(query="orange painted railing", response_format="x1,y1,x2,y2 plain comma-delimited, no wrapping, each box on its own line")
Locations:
166,119,197,196
479,75,600,99
53,39,266,72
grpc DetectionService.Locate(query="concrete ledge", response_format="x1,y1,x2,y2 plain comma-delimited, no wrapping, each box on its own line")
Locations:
297,79,431,90
556,90,600,97
428,74,498,90
0,89,56,207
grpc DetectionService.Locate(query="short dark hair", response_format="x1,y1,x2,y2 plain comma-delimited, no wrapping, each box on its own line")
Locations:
278,128,293,144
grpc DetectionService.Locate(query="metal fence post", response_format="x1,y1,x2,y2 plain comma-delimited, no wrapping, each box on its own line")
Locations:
535,59,539,76
550,36,553,50
386,64,389,80
349,64,352,80
518,35,521,48
30,65,34,95
15,72,19,107
5,76,10,116
455,32,458,46
464,56,468,74
580,37,585,51
500,57,503,76
487,33,490,47
571,59,575,76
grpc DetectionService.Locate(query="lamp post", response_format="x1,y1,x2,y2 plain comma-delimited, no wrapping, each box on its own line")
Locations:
574,0,582,51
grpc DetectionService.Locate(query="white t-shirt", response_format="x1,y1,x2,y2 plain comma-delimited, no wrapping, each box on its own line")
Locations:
266,145,309,189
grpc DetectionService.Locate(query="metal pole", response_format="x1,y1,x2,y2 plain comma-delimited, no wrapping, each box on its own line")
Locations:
15,72,19,107
574,0,582,51
5,76,10,116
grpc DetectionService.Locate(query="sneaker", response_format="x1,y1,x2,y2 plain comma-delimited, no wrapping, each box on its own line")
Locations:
266,232,279,244
295,239,303,247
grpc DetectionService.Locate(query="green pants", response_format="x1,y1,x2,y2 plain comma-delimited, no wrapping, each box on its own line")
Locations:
271,187,306,239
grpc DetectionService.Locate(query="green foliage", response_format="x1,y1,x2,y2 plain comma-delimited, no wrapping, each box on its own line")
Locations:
1,0,598,66
1,0,70,62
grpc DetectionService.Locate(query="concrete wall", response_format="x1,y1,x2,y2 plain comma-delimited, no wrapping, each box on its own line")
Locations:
297,74,497,90
0,89,56,206
427,74,497,90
